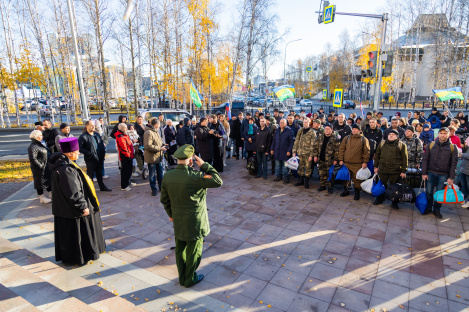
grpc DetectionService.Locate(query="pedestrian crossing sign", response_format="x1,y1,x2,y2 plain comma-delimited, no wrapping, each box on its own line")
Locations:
333,89,343,107
322,89,327,100
324,5,336,24
306,66,312,73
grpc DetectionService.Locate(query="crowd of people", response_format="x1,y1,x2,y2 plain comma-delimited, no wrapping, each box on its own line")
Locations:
27,106,468,219
224,107,468,219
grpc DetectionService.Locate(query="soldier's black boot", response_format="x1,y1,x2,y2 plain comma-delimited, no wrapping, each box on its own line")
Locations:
327,187,333,194
284,176,290,184
294,176,304,186
373,195,385,205
304,178,309,189
354,188,360,200
317,186,327,192
391,201,399,210
340,185,349,197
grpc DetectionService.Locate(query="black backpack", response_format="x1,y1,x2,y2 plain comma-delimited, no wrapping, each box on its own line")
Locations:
246,156,257,175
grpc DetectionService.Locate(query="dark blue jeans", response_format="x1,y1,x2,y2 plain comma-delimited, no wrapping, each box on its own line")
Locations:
148,162,163,191
426,172,447,212
275,160,288,178
460,173,469,201
256,152,268,178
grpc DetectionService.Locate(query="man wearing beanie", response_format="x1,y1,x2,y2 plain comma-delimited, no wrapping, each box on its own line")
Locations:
402,126,423,170
49,137,105,265
373,129,408,209
55,123,74,153
338,124,370,200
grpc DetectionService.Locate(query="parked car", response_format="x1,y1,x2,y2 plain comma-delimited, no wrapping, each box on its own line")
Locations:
300,99,312,106
343,100,356,109
137,108,190,122
39,105,56,117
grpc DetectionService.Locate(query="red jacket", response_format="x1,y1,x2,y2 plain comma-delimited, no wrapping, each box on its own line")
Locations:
450,134,462,149
116,130,134,160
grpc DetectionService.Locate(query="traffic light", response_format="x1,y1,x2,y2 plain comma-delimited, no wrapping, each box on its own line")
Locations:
367,51,378,78
382,51,394,77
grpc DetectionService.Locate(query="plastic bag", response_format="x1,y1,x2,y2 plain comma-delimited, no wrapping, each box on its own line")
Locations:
246,156,257,174
356,167,372,180
285,156,299,170
371,175,386,197
434,184,464,204
361,173,376,194
415,180,428,214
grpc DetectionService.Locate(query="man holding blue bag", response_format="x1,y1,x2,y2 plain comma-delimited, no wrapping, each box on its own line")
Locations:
421,127,458,219
373,129,408,209
338,124,370,200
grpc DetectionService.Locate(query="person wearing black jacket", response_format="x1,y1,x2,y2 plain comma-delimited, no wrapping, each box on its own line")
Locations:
42,119,60,153
230,115,243,160
78,121,111,192
134,115,146,143
177,117,194,147
253,118,272,179
110,115,127,138
363,118,383,158
384,117,405,139
49,137,105,265
333,114,352,142
195,117,217,163
28,130,52,203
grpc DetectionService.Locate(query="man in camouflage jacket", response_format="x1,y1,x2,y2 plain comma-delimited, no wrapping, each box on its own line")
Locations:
401,126,423,169
313,124,340,194
292,118,316,188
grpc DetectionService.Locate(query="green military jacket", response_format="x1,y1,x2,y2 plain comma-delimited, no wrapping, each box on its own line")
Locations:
160,163,223,241
374,139,408,174
292,128,316,158
312,133,340,165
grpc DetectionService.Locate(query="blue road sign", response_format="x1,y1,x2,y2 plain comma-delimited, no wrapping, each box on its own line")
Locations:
322,89,327,100
306,66,312,72
324,5,336,24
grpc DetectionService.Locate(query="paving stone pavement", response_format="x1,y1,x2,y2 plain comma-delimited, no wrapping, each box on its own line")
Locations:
1,154,469,311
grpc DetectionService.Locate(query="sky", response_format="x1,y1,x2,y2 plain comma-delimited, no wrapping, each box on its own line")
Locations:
218,0,388,79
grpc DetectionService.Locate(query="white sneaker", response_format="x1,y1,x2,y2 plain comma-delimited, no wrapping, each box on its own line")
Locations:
39,194,52,204
462,201,469,208
103,175,109,179
121,187,132,191
130,182,137,187
93,178,97,182
132,172,139,177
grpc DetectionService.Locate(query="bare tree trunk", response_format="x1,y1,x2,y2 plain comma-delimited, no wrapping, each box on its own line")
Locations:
129,19,138,117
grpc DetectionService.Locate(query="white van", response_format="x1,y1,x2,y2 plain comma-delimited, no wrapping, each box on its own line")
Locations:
137,108,190,122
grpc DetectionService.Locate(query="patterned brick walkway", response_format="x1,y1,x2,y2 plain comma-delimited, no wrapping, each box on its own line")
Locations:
0,155,468,311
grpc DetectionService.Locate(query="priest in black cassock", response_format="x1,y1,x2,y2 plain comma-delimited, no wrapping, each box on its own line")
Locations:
49,137,105,265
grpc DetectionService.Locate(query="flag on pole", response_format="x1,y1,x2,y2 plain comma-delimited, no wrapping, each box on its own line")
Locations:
225,104,231,120
432,87,464,101
190,79,202,108
359,97,365,118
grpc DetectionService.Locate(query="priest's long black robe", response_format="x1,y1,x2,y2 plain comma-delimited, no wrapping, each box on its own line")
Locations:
49,153,105,265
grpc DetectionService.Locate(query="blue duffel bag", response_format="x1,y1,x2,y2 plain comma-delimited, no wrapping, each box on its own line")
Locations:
415,181,428,214
336,165,351,181
434,184,464,204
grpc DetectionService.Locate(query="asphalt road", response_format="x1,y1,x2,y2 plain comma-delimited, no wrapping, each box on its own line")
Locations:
0,130,117,157
5,112,129,124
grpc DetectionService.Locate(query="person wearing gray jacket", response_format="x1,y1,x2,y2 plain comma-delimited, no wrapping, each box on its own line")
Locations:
55,123,74,153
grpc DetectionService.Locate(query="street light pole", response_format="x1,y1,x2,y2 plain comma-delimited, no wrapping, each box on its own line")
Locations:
283,39,302,84
66,0,89,121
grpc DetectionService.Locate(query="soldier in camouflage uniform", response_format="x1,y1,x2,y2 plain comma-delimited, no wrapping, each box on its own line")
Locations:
292,117,315,188
313,123,340,194
401,126,423,169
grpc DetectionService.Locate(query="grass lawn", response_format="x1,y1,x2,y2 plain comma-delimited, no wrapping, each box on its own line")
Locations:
0,162,33,183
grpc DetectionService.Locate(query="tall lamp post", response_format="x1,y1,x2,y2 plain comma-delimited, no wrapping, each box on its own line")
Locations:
283,39,302,84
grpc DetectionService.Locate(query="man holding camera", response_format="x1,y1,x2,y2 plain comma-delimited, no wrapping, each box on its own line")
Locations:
144,118,168,196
